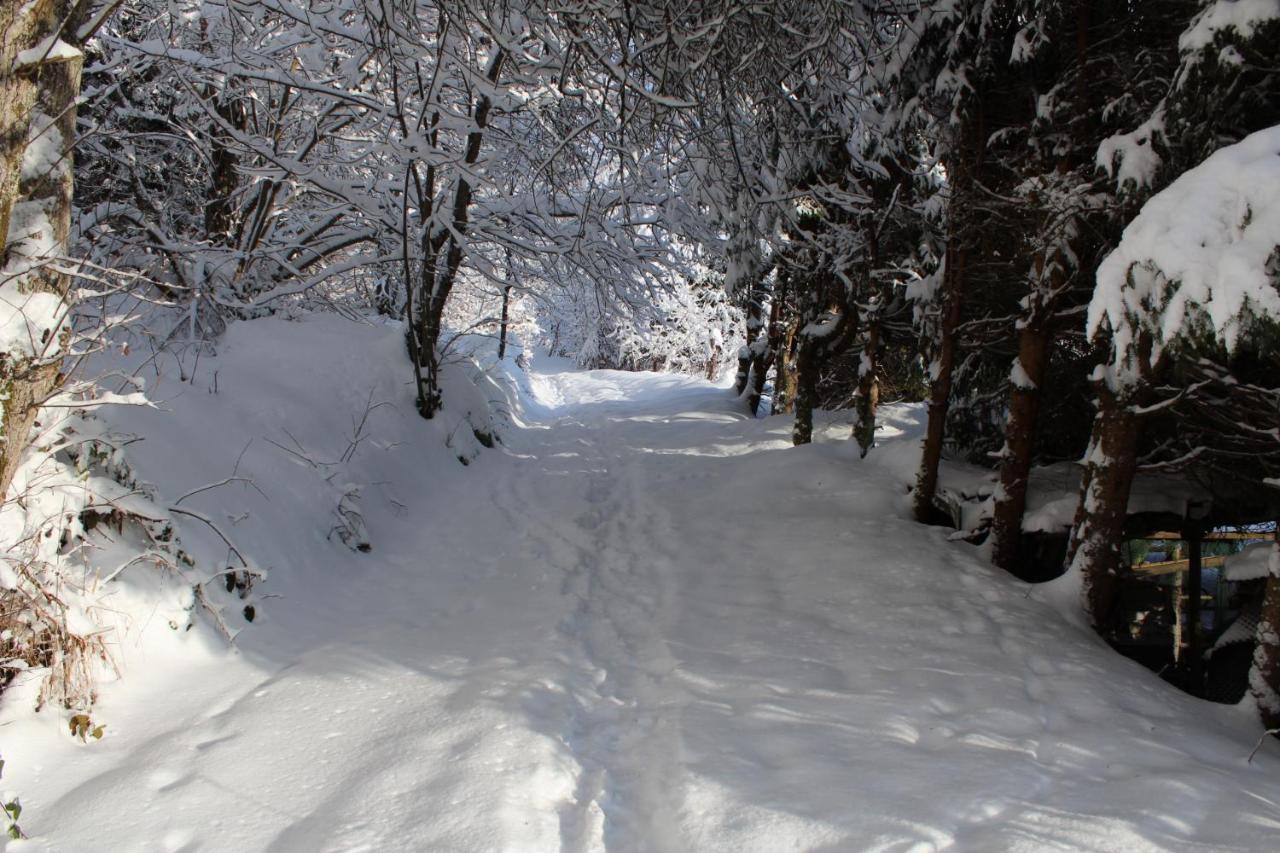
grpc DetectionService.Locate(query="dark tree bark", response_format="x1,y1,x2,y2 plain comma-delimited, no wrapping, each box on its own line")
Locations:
735,273,765,395
1064,382,1144,631
734,350,750,394
790,265,858,447
772,318,799,416
853,319,880,457
913,243,967,522
205,95,246,243
745,281,784,417
990,319,1053,571
497,284,512,360
737,267,786,417
791,335,819,445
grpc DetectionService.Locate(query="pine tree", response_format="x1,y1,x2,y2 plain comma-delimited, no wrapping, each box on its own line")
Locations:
1067,2,1280,632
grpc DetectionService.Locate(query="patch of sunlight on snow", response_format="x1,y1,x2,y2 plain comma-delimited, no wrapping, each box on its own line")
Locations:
636,446,740,457
954,732,1039,758
681,776,849,852
880,717,922,745
629,413,739,425
984,806,1165,853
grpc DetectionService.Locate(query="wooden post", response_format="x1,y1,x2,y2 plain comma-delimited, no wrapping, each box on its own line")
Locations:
1185,521,1204,691
1172,569,1184,665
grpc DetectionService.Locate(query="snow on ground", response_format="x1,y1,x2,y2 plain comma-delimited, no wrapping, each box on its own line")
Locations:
4,314,1280,852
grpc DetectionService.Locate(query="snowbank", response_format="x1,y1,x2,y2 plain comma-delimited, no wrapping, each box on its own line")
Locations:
0,313,526,842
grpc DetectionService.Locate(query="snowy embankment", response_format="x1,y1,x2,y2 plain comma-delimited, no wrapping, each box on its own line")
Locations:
3,314,1280,852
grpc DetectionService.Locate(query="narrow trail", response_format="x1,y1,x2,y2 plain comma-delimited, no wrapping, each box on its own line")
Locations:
9,336,1280,853
498,370,696,852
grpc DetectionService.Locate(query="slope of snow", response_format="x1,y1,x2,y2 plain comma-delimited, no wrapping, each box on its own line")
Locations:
4,314,1280,852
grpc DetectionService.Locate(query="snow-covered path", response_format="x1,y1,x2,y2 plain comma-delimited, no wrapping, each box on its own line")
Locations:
6,321,1280,852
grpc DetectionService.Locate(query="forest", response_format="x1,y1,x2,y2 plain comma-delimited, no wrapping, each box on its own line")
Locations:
2,0,1280,849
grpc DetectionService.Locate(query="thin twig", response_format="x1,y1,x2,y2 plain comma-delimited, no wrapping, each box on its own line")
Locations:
167,506,249,567
1248,728,1280,764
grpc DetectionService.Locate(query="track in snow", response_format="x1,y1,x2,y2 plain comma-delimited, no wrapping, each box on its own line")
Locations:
7,335,1280,853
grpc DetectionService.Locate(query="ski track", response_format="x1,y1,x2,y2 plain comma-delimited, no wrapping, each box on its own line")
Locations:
8,351,1280,852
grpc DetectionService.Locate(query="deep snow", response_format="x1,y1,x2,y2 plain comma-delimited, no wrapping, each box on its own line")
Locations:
4,314,1280,852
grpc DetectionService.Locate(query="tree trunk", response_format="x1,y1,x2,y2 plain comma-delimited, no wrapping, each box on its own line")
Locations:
706,339,723,381
1063,383,1143,632
734,275,764,394
205,95,245,243
747,336,771,416
791,337,818,445
0,0,56,258
746,286,783,417
734,348,751,394
1250,525,1280,729
414,50,505,418
991,321,1053,571
913,244,967,522
0,2,80,503
772,317,799,416
788,279,858,447
853,320,880,457
497,283,512,360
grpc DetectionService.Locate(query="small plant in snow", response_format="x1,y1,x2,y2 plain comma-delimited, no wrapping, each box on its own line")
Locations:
331,486,371,553
67,713,106,742
0,756,23,840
